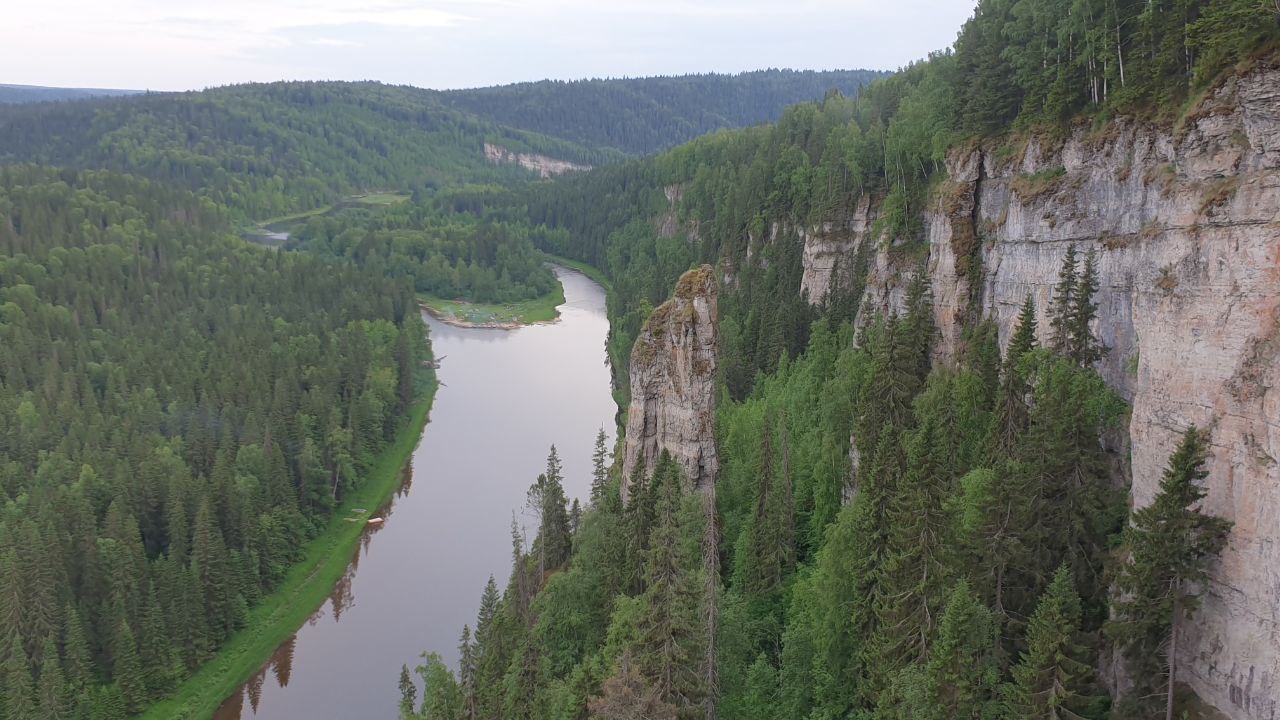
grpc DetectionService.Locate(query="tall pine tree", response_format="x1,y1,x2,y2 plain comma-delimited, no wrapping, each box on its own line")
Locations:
1108,426,1232,720
1002,564,1102,719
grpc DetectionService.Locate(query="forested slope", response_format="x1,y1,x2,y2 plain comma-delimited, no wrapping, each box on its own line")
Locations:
403,0,1280,718
0,70,884,224
0,82,593,221
0,85,139,105
439,69,887,156
289,202,563,305
0,166,427,718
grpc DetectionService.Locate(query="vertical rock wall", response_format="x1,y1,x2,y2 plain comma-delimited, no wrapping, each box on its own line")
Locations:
818,63,1280,720
621,265,719,500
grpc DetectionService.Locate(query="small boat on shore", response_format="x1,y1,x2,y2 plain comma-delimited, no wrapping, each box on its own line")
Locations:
367,517,385,525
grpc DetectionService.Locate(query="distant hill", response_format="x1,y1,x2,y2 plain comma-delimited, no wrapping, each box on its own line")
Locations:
0,70,886,219
0,83,140,104
439,69,888,156
0,81,603,220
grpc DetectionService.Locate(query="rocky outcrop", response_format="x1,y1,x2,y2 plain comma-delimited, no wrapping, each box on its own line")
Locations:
799,195,882,303
907,63,1280,720
482,143,589,178
622,265,719,501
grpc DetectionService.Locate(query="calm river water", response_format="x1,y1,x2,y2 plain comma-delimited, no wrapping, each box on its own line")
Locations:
214,266,616,719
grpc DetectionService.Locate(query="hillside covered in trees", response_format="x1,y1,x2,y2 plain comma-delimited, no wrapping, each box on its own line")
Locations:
439,69,888,156
0,83,592,221
0,166,428,718
399,0,1276,718
0,85,139,105
0,70,881,224
288,203,562,305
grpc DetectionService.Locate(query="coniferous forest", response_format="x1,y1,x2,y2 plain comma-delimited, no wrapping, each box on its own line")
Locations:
1,0,1275,717
0,166,426,717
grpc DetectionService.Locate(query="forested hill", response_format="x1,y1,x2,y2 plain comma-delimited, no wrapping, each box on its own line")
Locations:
0,84,140,104
0,70,884,222
438,69,888,156
0,82,597,221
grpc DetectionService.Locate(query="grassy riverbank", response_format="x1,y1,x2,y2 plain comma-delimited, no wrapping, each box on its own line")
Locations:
138,362,437,720
419,282,566,327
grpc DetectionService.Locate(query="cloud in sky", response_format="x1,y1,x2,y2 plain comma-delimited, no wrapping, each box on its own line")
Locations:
3,0,977,91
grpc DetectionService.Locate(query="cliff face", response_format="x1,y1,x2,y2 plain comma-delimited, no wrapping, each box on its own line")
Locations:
799,63,1279,719
482,142,590,177
622,265,719,501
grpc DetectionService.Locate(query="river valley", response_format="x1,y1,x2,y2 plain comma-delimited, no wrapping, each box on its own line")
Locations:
213,266,616,719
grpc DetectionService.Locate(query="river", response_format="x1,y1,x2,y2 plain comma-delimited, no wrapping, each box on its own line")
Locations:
214,266,616,719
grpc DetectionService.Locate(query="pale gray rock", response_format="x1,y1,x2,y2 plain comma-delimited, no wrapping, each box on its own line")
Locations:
622,265,719,500
916,64,1279,720
482,142,590,177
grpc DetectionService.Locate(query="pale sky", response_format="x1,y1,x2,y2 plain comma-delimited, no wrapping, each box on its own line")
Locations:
3,0,978,92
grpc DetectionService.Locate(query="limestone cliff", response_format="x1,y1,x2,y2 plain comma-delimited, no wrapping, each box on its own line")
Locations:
798,61,1279,719
622,265,719,501
482,142,590,178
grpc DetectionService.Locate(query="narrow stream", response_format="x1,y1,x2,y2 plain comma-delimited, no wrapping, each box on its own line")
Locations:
215,266,616,719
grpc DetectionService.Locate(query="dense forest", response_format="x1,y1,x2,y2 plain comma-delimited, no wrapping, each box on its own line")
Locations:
0,70,881,223
0,85,139,105
0,166,427,718
399,0,1272,717
0,83,593,221
289,203,561,305
439,70,888,156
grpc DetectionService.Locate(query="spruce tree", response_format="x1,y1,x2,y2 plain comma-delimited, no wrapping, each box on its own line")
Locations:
139,584,181,696
963,317,1003,404
3,634,38,720
632,457,704,715
1048,245,1077,353
740,418,795,596
955,464,1036,626
457,625,477,720
1002,565,1101,720
190,497,233,642
871,415,955,680
990,295,1037,459
0,551,22,655
528,446,572,575
86,683,128,720
36,636,68,720
808,424,902,714
1067,248,1105,366
855,317,921,477
591,428,610,507
902,269,936,384
924,581,999,720
1015,355,1122,618
472,577,506,720
111,621,147,712
61,605,92,693
623,459,659,595
1108,426,1232,719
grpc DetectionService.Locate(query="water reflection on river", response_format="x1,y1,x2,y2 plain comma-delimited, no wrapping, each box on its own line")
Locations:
215,267,615,719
